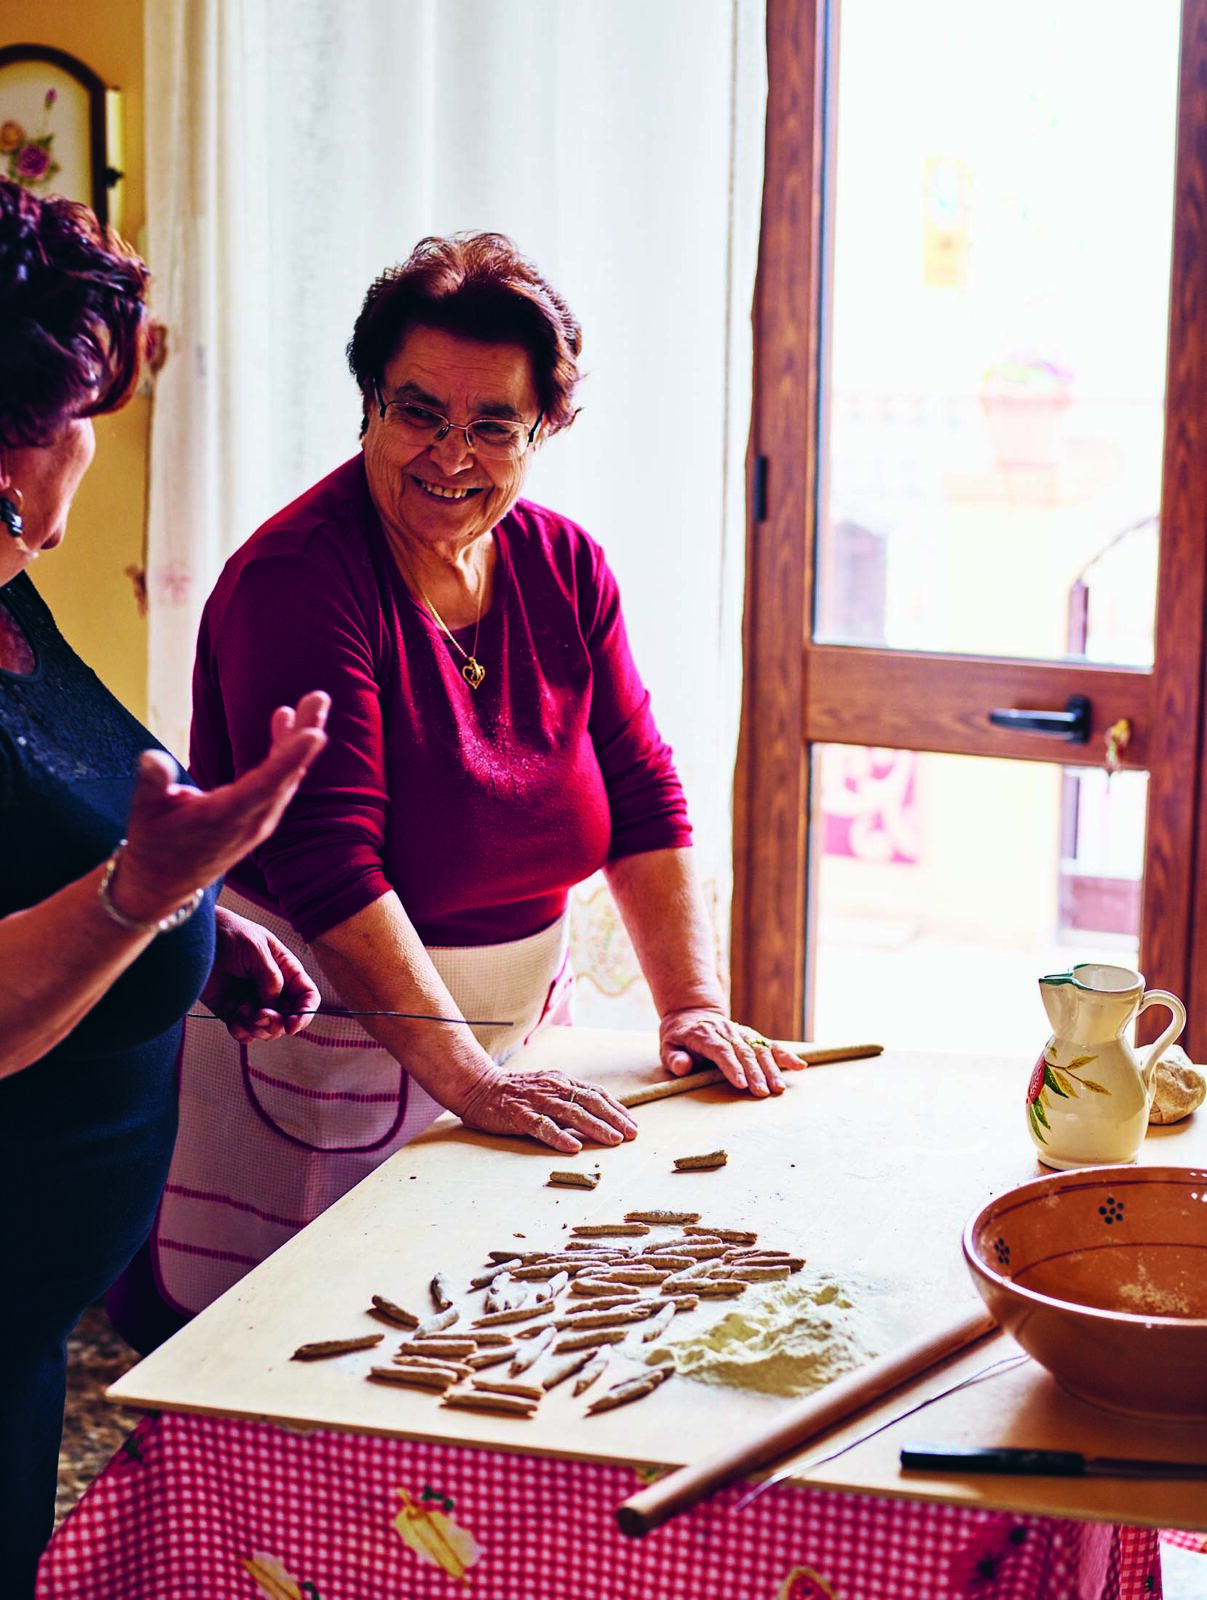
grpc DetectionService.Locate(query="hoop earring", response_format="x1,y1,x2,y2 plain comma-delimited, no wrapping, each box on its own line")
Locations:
0,485,24,539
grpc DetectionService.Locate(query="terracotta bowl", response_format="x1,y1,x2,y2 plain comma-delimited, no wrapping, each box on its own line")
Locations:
963,1165,1207,1418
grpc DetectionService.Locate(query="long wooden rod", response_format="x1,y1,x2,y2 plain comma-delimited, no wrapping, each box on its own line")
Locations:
619,1043,883,1108
615,1303,997,1537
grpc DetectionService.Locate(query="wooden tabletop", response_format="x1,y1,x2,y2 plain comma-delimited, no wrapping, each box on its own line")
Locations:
108,1028,1207,1532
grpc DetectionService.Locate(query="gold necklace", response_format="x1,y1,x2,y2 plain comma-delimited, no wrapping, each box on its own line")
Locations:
419,580,486,689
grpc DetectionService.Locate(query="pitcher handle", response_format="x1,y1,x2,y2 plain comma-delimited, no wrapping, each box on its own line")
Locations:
1137,988,1188,1091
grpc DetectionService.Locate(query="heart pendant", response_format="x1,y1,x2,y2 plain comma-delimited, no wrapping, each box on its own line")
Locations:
462,657,486,689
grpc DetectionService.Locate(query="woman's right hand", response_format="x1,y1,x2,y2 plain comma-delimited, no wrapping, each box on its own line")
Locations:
455,1067,639,1154
106,692,330,926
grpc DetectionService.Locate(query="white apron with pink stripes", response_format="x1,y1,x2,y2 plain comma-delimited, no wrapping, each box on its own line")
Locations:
152,888,571,1316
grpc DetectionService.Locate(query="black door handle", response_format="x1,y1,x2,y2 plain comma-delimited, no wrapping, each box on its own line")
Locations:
987,694,1091,744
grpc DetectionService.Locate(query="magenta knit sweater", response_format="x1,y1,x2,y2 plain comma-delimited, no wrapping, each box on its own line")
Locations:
190,456,691,947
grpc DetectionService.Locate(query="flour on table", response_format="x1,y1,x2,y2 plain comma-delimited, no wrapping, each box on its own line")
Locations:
646,1272,886,1397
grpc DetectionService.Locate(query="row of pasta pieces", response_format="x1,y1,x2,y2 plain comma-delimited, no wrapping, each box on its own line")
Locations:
370,1322,676,1418
465,1221,806,1311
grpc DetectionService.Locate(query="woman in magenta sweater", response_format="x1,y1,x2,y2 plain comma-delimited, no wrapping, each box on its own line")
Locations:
120,233,798,1334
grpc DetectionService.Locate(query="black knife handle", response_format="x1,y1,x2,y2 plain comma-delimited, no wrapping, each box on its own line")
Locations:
901,1443,1087,1476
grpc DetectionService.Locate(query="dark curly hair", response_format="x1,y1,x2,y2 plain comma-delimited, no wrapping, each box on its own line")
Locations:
0,178,149,450
347,232,582,438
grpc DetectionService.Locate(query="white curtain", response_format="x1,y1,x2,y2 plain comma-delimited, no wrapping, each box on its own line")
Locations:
144,0,766,1026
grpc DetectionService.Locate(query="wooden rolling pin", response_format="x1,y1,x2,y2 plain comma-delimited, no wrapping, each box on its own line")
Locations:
619,1043,883,1108
615,1302,997,1537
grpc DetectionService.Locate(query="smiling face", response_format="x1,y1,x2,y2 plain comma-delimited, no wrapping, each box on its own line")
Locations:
0,416,96,581
362,324,541,563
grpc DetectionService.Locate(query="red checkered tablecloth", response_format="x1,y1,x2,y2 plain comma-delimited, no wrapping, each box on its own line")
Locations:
38,1412,1168,1599
1161,1528,1207,1554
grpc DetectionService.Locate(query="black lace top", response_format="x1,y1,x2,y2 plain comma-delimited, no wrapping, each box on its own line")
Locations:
0,570,215,1079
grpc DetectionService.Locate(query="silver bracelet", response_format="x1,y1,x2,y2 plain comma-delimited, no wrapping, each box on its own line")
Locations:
98,839,206,935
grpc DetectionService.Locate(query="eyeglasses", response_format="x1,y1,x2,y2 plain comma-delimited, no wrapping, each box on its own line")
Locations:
374,384,542,462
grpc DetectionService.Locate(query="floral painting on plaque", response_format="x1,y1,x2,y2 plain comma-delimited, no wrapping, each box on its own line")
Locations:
0,44,120,228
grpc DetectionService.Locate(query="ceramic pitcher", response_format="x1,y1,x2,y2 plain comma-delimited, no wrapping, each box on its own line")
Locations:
1027,962,1187,1169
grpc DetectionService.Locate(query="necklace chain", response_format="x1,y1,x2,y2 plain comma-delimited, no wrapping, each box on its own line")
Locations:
419,579,486,690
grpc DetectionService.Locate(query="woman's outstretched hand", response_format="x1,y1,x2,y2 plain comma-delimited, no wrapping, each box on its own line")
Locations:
109,691,330,928
456,1068,639,1154
659,1006,803,1097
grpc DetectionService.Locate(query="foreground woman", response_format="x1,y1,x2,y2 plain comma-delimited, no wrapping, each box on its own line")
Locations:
0,179,328,1591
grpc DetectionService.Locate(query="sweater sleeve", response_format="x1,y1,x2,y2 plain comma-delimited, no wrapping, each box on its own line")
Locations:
193,540,395,941
582,542,693,861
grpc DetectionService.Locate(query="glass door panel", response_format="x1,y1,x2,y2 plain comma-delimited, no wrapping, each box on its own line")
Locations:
811,744,1145,1054
736,0,1207,1052
815,0,1181,665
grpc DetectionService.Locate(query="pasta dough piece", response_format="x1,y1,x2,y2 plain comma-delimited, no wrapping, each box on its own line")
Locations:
1148,1046,1206,1124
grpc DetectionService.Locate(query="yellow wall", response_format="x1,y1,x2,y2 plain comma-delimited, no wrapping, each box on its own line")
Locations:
2,0,148,718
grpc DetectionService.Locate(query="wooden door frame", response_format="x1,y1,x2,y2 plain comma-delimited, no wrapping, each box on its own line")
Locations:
1149,0,1207,1039
732,0,1207,1053
731,0,822,1042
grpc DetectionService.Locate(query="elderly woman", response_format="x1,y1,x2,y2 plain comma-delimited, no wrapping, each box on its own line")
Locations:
132,232,798,1331
0,179,329,1593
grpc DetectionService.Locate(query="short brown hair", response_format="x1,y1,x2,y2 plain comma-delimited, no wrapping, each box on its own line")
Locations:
347,232,582,436
0,178,149,450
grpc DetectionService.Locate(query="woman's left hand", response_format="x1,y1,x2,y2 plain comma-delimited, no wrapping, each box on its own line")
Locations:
659,1007,803,1097
200,906,321,1043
